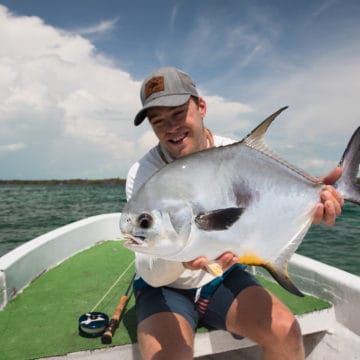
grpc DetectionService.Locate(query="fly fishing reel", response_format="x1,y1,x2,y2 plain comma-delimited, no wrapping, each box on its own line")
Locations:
78,312,109,338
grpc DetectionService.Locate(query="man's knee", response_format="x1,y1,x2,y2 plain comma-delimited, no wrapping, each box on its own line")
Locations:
271,314,302,345
226,286,304,354
262,316,304,360
137,312,194,360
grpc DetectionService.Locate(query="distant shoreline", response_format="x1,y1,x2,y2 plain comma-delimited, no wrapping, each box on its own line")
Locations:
0,177,359,186
0,178,126,186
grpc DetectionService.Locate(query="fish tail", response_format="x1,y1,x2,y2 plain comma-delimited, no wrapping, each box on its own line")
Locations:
337,127,360,204
263,263,304,297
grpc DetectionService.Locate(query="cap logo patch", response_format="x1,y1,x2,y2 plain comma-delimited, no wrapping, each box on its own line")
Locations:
144,76,165,99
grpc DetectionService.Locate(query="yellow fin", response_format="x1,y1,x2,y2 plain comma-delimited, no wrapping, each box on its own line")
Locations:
205,261,224,277
238,253,267,267
238,252,304,297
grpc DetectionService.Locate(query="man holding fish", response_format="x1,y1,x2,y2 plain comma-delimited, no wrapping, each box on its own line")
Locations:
125,67,344,360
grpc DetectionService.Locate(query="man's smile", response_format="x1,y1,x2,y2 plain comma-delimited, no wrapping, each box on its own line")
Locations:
168,132,188,144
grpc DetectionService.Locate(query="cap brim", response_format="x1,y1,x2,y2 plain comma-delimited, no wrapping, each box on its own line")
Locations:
134,94,192,126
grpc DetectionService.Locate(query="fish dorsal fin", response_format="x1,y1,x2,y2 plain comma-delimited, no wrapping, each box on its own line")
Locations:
241,106,319,184
195,207,244,231
242,106,288,149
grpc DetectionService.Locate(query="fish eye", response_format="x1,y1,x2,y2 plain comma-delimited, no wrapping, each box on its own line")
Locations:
137,213,153,229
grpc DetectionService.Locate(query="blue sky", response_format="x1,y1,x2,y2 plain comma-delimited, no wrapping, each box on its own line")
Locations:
0,0,359,179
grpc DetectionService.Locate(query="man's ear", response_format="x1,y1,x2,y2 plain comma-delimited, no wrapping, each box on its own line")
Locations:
198,97,207,117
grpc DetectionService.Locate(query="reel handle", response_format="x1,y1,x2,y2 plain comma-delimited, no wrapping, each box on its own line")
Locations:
101,295,128,344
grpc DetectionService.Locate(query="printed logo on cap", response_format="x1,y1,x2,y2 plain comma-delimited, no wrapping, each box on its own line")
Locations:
144,76,165,99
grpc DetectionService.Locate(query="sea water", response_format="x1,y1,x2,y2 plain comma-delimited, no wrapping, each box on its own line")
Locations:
0,184,359,275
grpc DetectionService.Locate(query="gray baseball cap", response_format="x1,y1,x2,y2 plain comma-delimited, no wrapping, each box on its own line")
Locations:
134,66,199,126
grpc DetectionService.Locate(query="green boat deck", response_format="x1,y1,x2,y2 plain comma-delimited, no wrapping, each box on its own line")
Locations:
0,241,331,360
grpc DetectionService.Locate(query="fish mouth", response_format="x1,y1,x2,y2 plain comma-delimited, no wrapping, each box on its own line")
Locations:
124,235,147,248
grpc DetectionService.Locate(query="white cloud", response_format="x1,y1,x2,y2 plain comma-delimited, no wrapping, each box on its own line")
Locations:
0,7,94,63
311,0,338,18
169,3,180,32
252,47,360,158
0,143,26,152
202,94,253,138
0,5,257,179
0,5,144,178
74,18,119,35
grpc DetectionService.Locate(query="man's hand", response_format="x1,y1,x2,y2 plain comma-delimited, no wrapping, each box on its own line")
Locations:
313,167,344,226
182,256,208,271
183,252,238,272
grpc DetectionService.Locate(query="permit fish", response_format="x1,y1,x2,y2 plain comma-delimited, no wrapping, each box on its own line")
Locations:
120,107,360,296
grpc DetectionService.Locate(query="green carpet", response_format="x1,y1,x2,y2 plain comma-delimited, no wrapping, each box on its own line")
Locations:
0,241,331,360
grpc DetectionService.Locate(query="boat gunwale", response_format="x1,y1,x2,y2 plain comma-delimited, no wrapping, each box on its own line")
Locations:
0,213,122,309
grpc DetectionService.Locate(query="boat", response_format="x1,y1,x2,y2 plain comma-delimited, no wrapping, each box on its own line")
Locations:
1,213,359,359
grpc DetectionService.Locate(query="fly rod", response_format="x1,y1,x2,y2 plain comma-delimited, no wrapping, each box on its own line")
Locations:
101,273,136,344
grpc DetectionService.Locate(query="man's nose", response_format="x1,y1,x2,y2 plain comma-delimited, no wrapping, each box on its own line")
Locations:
166,115,182,129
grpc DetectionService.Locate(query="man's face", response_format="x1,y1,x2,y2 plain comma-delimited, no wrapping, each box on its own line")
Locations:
147,97,207,159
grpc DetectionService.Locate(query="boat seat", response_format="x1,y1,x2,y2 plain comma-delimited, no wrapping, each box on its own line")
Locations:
48,306,334,360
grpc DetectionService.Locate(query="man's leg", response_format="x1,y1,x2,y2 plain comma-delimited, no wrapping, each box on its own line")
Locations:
135,286,198,360
137,312,194,360
226,286,304,360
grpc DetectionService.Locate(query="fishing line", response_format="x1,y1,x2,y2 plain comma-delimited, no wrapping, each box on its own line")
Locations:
101,273,136,344
91,259,135,312
78,259,135,338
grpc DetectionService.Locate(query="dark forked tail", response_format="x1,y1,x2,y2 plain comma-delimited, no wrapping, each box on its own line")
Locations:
337,127,360,205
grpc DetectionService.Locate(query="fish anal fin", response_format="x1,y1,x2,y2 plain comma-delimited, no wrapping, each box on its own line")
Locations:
238,254,304,297
238,253,268,267
265,263,304,297
195,207,244,231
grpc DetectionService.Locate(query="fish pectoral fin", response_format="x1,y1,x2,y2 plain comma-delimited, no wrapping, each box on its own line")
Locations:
195,207,244,231
264,263,304,297
205,261,224,277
